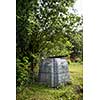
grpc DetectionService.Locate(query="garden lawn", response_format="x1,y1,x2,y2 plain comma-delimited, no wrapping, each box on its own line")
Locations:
16,63,83,100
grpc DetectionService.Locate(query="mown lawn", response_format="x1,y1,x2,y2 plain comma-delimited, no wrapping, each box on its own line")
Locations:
16,63,83,100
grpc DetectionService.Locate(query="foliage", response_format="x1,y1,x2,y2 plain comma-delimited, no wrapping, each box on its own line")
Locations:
16,63,83,100
16,57,30,92
16,0,83,91
16,0,82,60
64,14,83,61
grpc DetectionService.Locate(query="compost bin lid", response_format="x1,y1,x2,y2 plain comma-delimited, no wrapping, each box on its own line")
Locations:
48,55,67,58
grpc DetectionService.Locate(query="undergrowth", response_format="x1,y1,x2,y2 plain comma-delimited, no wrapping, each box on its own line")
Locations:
16,63,83,100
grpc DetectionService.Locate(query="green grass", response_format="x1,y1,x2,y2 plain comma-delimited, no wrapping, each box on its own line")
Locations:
16,63,83,100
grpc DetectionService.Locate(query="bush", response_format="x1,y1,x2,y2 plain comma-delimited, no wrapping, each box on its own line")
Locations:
16,57,30,92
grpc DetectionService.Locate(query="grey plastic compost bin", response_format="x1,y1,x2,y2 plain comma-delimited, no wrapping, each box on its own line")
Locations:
39,56,70,87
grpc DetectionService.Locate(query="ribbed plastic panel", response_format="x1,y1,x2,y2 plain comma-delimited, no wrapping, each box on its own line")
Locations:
39,57,70,87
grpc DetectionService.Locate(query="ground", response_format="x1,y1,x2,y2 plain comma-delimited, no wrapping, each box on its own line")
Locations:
16,63,83,100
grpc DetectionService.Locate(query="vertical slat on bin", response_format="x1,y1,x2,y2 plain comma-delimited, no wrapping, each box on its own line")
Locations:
39,57,70,87
51,59,54,87
53,58,58,87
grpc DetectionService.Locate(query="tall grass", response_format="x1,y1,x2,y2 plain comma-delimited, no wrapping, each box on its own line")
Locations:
17,63,83,100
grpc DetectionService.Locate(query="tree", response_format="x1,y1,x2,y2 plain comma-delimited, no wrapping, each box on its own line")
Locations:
16,0,83,89
65,15,83,61
16,0,77,65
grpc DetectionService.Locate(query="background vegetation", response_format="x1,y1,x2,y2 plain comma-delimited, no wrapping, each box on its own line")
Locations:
16,0,83,99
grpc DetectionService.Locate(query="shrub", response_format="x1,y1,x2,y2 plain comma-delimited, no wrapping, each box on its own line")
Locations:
16,57,30,92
